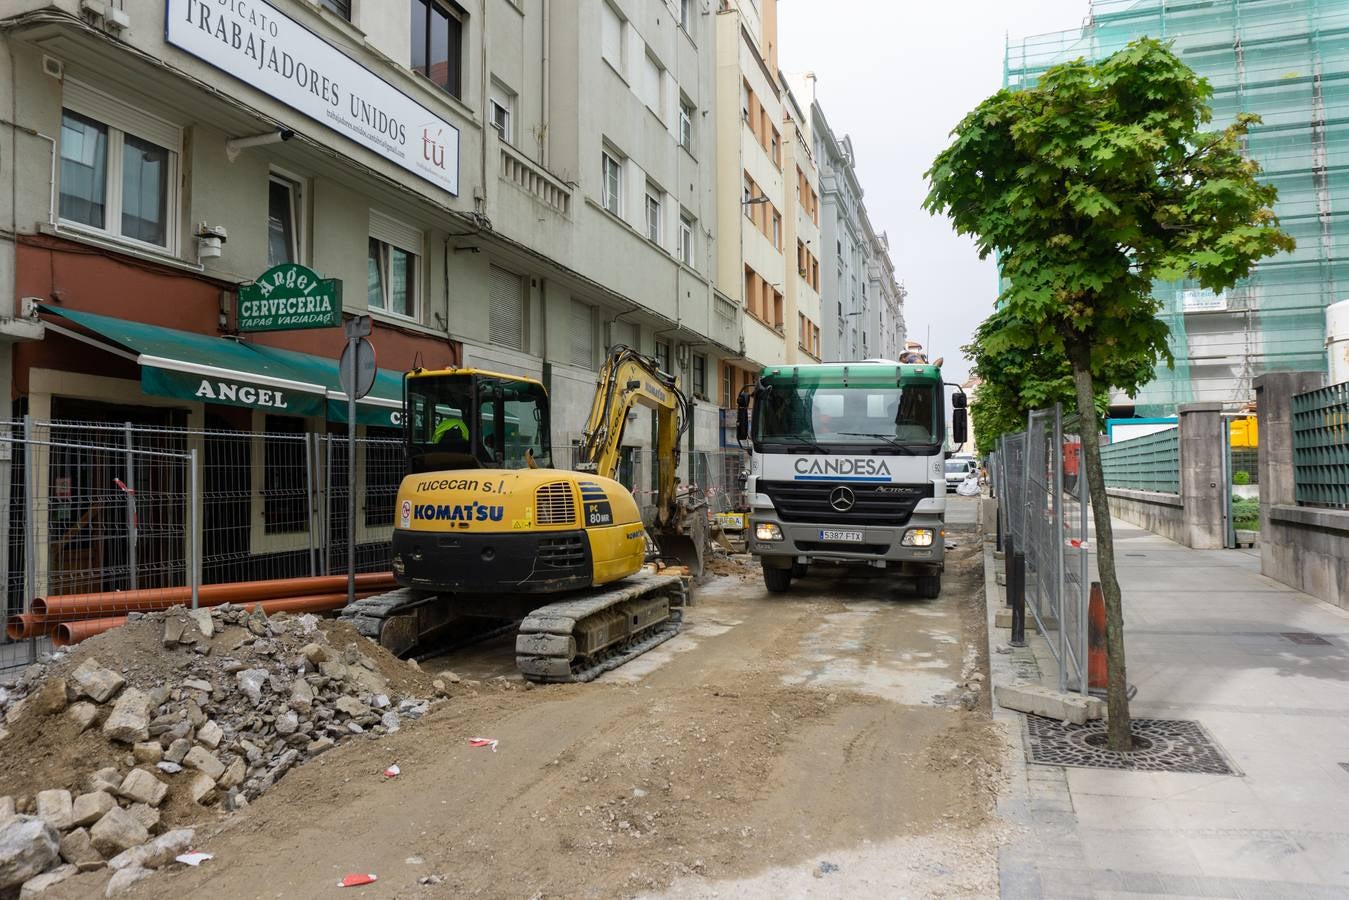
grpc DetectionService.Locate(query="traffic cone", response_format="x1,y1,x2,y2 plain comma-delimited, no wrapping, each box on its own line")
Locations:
1088,581,1107,691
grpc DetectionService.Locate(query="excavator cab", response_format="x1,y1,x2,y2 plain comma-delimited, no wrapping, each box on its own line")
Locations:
403,369,552,475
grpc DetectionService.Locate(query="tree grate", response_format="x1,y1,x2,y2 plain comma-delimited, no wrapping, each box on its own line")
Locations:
1280,632,1332,646
1024,716,1239,775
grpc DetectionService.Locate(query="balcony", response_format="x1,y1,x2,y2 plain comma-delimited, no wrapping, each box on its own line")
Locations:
499,141,571,217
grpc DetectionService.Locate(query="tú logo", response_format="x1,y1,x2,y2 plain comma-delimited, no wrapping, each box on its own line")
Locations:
421,126,449,170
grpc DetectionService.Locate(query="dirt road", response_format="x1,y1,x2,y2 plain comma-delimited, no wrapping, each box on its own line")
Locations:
109,503,1003,899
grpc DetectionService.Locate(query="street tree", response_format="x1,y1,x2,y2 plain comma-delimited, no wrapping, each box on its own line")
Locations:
925,38,1293,750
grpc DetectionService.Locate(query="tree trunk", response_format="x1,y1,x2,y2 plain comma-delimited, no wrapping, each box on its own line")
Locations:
1068,341,1133,751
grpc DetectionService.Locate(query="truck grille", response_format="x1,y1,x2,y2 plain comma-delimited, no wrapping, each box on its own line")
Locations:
538,534,587,568
535,482,576,525
760,481,933,526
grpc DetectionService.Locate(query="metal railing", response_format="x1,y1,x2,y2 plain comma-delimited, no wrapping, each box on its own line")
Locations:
1292,380,1349,509
995,404,1090,695
1100,427,1181,494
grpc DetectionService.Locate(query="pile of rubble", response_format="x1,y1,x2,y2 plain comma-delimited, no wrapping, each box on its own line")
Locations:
0,603,441,896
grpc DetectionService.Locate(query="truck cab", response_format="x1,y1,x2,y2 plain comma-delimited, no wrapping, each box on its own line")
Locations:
737,362,966,597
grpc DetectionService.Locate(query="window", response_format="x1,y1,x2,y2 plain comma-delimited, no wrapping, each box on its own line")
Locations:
601,2,625,73
771,210,781,249
679,213,694,266
489,80,515,144
773,290,784,329
411,0,465,99
602,151,622,216
744,266,757,317
58,91,178,250
367,212,421,319
679,97,694,150
262,416,306,535
640,50,663,116
679,0,690,30
267,176,299,267
570,299,595,367
488,265,526,351
688,353,707,400
655,340,671,374
645,187,661,243
770,127,780,167
318,0,351,18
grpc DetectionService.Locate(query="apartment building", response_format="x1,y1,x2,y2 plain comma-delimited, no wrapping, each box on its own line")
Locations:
0,0,734,584
794,80,905,362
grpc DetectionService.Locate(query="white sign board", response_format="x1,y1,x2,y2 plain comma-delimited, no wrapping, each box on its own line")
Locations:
167,0,459,195
1180,288,1227,312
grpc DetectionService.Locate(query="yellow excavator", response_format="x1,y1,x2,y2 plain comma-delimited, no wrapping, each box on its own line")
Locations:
340,345,706,682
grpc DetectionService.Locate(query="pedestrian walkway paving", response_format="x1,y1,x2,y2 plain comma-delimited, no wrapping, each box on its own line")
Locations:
988,518,1349,900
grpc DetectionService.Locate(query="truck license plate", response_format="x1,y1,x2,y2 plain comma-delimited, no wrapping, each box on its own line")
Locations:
819,529,864,543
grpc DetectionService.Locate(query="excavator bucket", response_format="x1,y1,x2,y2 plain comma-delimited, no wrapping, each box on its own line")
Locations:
652,511,708,578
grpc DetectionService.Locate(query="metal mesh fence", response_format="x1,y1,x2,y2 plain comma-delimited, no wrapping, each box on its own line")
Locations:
1100,428,1181,494
997,405,1090,694
1292,380,1349,508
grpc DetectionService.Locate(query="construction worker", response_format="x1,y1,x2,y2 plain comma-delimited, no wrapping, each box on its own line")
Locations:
432,412,469,447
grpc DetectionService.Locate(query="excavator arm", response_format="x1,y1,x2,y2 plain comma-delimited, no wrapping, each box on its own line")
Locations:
577,345,689,528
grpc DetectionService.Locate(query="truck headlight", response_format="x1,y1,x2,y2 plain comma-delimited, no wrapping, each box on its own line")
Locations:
902,528,934,547
755,522,783,541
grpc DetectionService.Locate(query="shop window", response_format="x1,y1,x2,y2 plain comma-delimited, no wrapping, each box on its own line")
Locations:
262,416,306,535
267,176,300,266
411,0,466,99
368,212,421,320
58,87,179,251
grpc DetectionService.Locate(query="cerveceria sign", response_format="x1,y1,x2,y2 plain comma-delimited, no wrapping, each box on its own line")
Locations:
238,263,341,332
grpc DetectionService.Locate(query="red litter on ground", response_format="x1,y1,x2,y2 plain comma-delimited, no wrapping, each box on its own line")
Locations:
338,874,378,888
383,764,400,778
468,737,499,752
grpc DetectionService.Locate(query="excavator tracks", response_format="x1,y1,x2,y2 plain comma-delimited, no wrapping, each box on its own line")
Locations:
339,573,691,682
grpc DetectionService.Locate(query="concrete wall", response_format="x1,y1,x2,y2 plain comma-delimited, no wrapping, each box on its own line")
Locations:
1255,371,1349,611
1105,489,1186,545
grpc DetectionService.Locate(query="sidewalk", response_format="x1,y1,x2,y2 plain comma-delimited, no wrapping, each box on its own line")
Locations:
988,517,1349,900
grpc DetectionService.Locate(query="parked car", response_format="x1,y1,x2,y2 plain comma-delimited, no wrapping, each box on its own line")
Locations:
945,458,975,492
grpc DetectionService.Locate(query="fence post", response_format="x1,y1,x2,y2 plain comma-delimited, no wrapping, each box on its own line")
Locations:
189,447,200,610
1053,404,1067,690
1010,550,1027,647
1178,402,1227,549
124,422,138,590
304,432,317,578
22,415,36,663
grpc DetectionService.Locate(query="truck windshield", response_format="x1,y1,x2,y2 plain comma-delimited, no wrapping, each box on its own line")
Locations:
753,382,940,449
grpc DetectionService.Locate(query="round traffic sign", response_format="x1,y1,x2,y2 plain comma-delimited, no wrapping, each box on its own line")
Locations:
339,337,377,400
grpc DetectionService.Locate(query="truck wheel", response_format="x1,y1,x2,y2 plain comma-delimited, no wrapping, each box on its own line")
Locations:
763,564,793,594
917,574,942,598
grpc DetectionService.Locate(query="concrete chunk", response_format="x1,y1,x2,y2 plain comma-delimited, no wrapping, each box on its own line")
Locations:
104,865,151,897
196,719,223,749
131,742,162,765
34,790,72,832
125,804,158,834
188,608,214,638
18,863,76,898
68,659,124,704
117,769,167,808
70,791,115,828
185,772,217,806
89,807,147,858
101,689,151,744
996,682,1105,725
0,816,61,891
58,827,104,872
182,746,225,781
66,702,98,732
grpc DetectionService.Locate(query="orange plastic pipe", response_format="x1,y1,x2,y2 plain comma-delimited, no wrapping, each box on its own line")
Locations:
34,573,396,621
4,613,44,641
48,592,383,647
52,616,128,648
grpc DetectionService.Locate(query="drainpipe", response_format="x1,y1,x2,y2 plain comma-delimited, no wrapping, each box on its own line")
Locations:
540,0,550,167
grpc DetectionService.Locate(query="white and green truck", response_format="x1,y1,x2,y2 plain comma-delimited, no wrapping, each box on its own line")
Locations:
736,361,967,597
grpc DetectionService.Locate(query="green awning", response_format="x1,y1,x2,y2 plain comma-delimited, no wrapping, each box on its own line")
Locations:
42,306,404,424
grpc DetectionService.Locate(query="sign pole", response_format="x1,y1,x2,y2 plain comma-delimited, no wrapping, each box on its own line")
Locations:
347,332,357,607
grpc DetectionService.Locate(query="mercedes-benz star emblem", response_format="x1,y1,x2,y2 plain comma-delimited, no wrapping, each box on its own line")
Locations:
829,486,856,512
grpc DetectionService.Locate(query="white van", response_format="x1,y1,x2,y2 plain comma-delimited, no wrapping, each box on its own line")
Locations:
945,458,975,492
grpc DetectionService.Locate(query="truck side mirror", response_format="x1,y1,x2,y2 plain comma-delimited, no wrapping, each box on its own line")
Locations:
952,408,968,446
736,389,750,442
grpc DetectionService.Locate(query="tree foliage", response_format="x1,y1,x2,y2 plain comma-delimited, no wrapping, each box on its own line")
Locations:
925,38,1293,749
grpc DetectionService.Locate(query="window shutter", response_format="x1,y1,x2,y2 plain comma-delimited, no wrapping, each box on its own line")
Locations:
63,79,180,152
369,210,422,254
488,265,525,350
570,300,594,367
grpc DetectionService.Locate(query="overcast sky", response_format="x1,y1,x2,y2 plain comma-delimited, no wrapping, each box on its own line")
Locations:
777,0,1090,383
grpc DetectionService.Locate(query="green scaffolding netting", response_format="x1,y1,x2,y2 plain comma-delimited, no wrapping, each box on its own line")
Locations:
1005,0,1344,415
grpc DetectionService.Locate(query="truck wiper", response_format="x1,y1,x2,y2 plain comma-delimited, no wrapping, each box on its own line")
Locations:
837,432,919,454
784,443,830,454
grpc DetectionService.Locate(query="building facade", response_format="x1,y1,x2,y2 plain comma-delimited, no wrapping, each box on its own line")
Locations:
0,0,743,594
1007,0,1349,414
792,78,904,363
